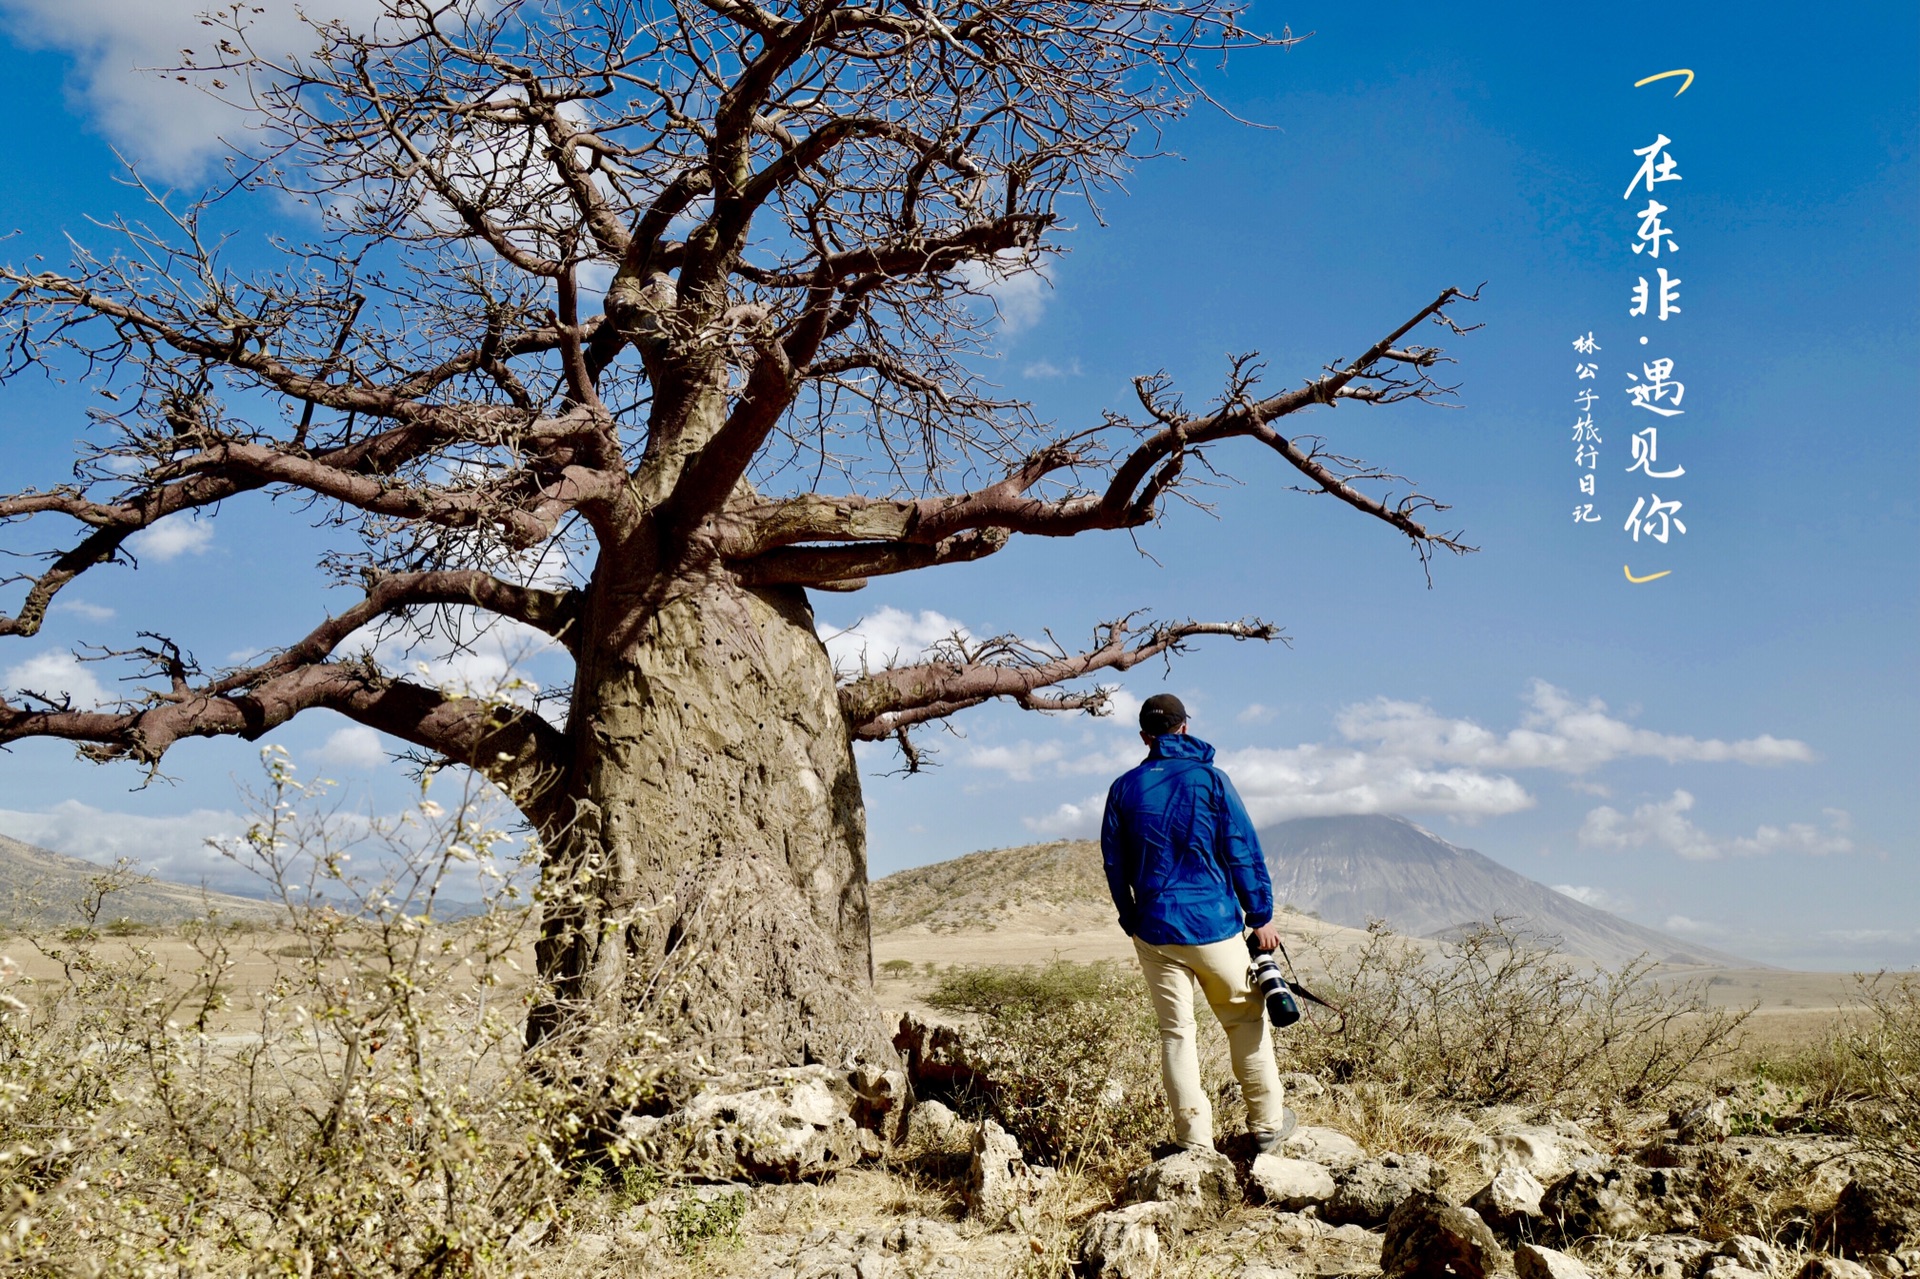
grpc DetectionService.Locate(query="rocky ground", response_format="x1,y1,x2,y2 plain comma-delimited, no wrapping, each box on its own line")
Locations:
533,1014,1919,1279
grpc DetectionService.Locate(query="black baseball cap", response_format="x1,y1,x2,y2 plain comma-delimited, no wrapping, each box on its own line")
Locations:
1139,693,1189,736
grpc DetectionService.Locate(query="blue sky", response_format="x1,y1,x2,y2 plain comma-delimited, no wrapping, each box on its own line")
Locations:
0,1,1914,968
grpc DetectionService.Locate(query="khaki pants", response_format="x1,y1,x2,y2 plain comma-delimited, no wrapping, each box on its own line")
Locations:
1132,934,1286,1150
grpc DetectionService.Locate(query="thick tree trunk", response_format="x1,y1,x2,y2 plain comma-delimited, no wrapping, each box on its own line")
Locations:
528,578,894,1076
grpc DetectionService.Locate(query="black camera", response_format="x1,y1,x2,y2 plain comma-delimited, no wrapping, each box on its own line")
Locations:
1247,938,1301,1029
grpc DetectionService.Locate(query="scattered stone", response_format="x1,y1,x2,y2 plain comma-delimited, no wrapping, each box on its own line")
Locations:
1477,1124,1604,1184
1325,1153,1447,1228
967,1119,1051,1226
618,1064,903,1180
1252,1155,1338,1211
1468,1166,1546,1236
904,1099,969,1154
1540,1165,1706,1240
879,1218,961,1253
1700,1264,1767,1279
1075,1202,1179,1279
1672,1098,1733,1145
1613,1234,1716,1279
1865,1257,1907,1279
1379,1192,1506,1279
1832,1168,1920,1256
1716,1235,1782,1272
1284,1125,1370,1171
1234,1265,1300,1279
1514,1243,1593,1279
1279,1071,1327,1100
894,1012,984,1095
1799,1260,1874,1279
1124,1147,1239,1224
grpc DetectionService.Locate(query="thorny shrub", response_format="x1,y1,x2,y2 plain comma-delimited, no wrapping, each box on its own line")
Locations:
1286,919,1750,1114
0,748,629,1278
926,959,1228,1174
1736,974,1920,1180
931,920,1751,1178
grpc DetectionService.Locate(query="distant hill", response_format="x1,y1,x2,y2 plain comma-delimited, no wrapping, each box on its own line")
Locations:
1260,814,1753,969
872,839,1116,936
0,833,276,928
871,814,1752,969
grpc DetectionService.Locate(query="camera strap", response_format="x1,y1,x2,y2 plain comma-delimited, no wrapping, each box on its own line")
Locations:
1272,937,1348,1033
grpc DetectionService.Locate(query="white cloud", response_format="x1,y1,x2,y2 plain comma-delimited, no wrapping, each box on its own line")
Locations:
344,612,557,705
1578,790,1854,861
1023,792,1106,838
0,0,390,179
4,650,110,708
1007,678,1826,837
51,598,115,621
127,513,214,562
0,798,251,890
1022,358,1081,378
820,606,969,676
1662,914,1731,940
1337,679,1813,774
957,250,1051,335
315,724,388,769
964,741,1064,782
1551,883,1633,913
1218,744,1535,825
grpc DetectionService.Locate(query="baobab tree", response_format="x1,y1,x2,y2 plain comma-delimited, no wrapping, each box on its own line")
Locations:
0,0,1473,1071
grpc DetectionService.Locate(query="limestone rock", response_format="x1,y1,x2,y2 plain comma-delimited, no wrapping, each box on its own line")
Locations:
1540,1165,1706,1240
904,1099,969,1154
1326,1152,1447,1228
1700,1265,1766,1279
1123,1147,1239,1224
894,1012,984,1096
966,1119,1052,1226
1800,1260,1875,1279
1284,1125,1369,1171
1514,1243,1594,1279
1469,1166,1546,1236
1252,1155,1337,1211
619,1064,902,1181
1672,1098,1733,1145
1379,1192,1507,1279
1716,1235,1782,1272
1235,1265,1301,1279
1279,1071,1327,1100
1076,1201,1179,1279
1476,1124,1604,1184
1833,1168,1920,1256
1614,1234,1716,1279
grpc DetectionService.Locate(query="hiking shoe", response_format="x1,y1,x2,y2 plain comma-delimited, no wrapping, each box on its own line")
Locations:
1250,1107,1299,1155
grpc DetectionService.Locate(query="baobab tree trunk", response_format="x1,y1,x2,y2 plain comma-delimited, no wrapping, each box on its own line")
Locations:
528,581,895,1073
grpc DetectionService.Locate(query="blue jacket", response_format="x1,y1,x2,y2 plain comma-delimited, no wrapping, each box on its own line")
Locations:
1101,733,1273,946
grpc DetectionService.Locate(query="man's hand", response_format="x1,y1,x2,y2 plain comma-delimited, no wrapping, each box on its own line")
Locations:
1249,922,1282,952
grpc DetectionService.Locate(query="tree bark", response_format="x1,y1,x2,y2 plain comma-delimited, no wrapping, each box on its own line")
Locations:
529,579,894,1074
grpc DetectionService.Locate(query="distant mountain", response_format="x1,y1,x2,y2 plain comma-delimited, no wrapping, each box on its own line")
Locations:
870,814,1752,969
1260,814,1753,969
869,837,1383,954
0,832,276,928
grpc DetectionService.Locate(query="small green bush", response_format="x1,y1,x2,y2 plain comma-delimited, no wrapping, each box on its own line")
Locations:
928,960,1192,1173
665,1190,746,1254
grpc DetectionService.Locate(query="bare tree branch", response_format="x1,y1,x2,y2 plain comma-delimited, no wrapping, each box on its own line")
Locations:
840,616,1284,741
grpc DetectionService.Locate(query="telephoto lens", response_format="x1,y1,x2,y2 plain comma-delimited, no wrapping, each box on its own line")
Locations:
1247,942,1301,1029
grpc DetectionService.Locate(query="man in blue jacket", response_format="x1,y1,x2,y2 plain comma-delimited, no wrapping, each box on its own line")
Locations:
1102,693,1294,1154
